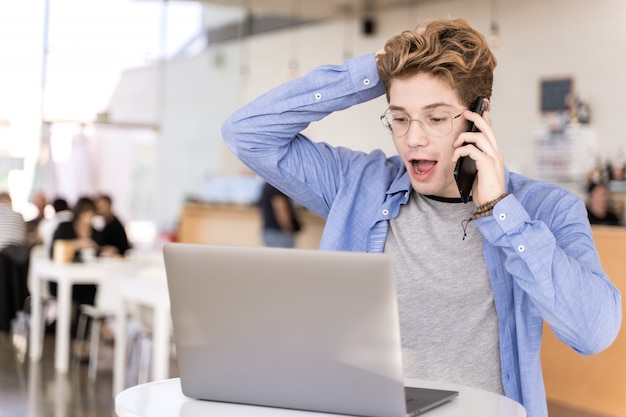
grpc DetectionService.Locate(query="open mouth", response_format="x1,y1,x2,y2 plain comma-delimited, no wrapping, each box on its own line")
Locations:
411,159,437,175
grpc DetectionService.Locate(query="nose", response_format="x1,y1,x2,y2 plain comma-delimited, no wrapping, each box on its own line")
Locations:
405,119,428,150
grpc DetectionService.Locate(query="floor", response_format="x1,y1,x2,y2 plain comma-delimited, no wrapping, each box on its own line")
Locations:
0,330,611,417
0,329,180,417
0,330,116,417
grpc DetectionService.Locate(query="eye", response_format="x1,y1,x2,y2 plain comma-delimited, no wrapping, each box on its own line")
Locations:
426,114,450,125
390,113,409,124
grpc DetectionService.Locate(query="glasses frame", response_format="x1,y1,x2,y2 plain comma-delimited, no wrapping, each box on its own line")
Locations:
380,108,463,138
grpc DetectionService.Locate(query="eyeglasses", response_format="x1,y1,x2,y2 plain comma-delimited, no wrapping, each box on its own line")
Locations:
380,108,463,137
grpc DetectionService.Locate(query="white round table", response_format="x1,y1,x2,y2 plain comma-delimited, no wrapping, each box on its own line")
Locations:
115,378,526,417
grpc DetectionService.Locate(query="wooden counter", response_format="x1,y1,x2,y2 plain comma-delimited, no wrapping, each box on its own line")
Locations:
176,203,325,249
541,225,626,417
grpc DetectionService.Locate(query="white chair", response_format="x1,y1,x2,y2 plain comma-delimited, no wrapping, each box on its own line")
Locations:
124,263,168,385
75,250,167,384
27,245,49,296
74,260,139,380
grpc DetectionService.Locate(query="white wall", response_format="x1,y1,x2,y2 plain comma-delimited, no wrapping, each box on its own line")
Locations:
107,0,626,232
223,0,626,173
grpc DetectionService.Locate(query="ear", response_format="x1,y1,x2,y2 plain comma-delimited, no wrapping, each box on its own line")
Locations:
483,98,491,112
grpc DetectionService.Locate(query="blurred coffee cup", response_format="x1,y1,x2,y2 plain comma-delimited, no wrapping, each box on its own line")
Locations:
80,247,96,262
53,240,75,263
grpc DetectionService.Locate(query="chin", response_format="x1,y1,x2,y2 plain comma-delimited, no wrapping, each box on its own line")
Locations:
411,182,436,196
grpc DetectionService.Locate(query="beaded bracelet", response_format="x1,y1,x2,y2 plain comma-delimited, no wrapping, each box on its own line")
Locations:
471,193,509,221
461,193,509,240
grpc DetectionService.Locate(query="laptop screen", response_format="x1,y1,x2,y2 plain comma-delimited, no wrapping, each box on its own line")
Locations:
164,243,456,417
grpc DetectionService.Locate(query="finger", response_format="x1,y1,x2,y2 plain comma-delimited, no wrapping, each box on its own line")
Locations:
454,131,488,151
463,110,492,136
462,110,500,152
482,109,491,125
453,135,501,165
454,142,486,161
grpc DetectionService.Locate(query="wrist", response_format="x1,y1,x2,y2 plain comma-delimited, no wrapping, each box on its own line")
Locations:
472,193,509,220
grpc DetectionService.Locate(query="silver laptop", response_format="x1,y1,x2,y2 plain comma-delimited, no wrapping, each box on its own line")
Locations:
163,243,458,417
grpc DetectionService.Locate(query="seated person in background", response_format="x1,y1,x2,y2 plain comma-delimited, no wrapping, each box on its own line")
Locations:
50,196,104,262
26,190,47,245
0,191,28,332
49,196,104,342
0,191,26,250
38,197,73,253
95,193,131,256
586,182,622,226
259,182,301,248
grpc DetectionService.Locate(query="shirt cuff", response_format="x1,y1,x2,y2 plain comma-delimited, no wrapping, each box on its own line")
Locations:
476,194,531,241
345,53,384,97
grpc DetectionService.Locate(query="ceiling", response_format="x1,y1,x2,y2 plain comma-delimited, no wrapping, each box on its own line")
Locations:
187,0,424,19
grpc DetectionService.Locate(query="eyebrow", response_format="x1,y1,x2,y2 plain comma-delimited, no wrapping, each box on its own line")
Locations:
388,102,456,112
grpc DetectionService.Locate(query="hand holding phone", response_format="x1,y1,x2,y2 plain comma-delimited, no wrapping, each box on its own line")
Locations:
453,97,486,203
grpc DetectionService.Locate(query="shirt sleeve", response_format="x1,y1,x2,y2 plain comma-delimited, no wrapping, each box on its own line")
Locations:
477,192,622,355
221,54,385,216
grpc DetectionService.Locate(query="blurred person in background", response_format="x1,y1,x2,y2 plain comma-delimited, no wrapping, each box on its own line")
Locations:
49,196,104,347
0,192,28,333
26,190,47,245
0,191,26,250
586,182,622,226
258,182,301,248
38,197,73,252
49,196,104,262
95,193,132,256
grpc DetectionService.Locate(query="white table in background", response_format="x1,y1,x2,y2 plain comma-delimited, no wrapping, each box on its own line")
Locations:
28,257,138,373
115,378,526,417
113,276,171,396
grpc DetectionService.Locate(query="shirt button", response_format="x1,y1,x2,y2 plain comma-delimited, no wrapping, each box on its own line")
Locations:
363,78,370,86
382,209,389,216
315,93,322,100
499,213,506,221
517,245,525,252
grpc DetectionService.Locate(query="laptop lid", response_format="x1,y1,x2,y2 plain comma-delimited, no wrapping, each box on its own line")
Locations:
164,243,457,417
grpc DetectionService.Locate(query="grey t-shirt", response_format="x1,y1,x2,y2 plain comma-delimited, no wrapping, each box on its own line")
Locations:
385,192,504,394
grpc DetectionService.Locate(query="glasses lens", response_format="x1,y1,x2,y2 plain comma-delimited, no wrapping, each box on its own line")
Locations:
423,113,453,137
381,112,409,136
380,110,456,137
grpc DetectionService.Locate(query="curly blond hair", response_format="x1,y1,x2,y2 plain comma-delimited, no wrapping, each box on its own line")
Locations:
377,18,496,107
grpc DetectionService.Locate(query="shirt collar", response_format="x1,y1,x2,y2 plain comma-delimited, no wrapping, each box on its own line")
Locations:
387,169,412,196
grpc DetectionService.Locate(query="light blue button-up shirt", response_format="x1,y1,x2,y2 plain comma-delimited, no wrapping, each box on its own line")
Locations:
222,53,621,417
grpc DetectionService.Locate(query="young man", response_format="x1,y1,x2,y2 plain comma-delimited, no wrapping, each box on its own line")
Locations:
221,18,621,417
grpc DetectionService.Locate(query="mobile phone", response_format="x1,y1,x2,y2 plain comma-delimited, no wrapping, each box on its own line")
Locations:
453,97,486,203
